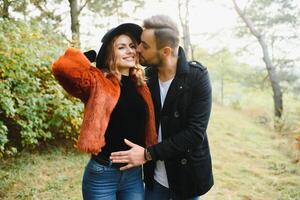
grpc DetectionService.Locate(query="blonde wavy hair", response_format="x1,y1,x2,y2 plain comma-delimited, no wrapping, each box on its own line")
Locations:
104,33,146,86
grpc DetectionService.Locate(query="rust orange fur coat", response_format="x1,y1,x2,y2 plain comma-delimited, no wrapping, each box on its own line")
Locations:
52,48,157,154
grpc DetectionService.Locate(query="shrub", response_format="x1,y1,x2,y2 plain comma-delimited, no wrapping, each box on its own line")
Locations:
0,19,83,157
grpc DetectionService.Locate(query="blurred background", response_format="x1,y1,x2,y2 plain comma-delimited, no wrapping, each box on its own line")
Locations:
0,0,299,199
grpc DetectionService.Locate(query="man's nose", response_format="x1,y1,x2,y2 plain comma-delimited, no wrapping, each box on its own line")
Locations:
136,44,142,53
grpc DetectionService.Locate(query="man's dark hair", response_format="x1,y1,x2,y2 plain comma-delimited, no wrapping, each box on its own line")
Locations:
143,15,180,54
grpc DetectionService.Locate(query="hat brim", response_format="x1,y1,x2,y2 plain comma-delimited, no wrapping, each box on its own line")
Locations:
84,50,97,63
96,23,142,69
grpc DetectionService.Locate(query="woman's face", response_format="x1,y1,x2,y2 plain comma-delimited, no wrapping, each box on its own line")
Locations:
113,34,137,71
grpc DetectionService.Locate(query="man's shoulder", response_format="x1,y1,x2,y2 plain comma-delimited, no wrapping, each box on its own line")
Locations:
188,60,207,72
187,60,208,81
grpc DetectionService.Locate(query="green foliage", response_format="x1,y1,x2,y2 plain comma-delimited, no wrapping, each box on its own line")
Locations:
0,0,26,19
0,19,83,157
235,0,300,96
87,0,145,18
193,47,263,107
235,0,300,37
0,121,8,156
244,0,299,30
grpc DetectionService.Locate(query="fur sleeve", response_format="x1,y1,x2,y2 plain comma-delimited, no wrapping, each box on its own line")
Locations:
52,48,96,102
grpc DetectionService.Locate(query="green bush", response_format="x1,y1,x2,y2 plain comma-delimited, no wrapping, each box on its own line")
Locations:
0,19,83,157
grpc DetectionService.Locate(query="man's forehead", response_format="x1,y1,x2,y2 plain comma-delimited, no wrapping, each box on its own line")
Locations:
141,29,155,42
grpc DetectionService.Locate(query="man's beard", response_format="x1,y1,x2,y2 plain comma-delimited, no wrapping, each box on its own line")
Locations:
139,53,162,68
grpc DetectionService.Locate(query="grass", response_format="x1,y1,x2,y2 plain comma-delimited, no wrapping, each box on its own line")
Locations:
1,104,300,200
202,104,300,200
0,146,89,200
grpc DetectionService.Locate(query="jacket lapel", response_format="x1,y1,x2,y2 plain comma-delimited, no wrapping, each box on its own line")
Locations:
161,75,189,113
161,47,190,113
147,70,161,111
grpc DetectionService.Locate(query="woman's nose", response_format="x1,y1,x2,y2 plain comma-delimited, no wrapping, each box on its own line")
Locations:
127,46,135,54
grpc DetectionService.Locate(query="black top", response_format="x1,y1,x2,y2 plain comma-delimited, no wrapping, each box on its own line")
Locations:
94,75,146,160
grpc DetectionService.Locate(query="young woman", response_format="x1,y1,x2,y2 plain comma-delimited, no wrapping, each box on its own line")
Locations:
52,23,157,200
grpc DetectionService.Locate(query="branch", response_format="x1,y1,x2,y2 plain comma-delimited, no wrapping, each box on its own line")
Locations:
8,0,18,5
32,2,61,22
78,0,90,14
232,0,261,38
61,33,73,44
178,0,184,27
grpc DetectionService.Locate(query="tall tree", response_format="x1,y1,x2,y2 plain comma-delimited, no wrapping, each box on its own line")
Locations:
178,0,194,60
68,0,90,48
232,0,300,123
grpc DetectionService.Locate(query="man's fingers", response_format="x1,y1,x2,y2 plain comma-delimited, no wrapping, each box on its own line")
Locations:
124,139,136,147
120,163,134,171
110,155,129,163
110,155,128,159
110,159,129,163
110,150,129,156
110,152,130,162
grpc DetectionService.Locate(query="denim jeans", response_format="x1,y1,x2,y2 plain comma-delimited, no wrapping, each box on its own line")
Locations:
145,180,199,200
82,159,144,200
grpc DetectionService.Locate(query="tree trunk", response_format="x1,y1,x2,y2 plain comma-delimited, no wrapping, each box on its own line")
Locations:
259,35,283,118
232,0,283,121
178,0,193,60
1,0,11,19
68,0,80,48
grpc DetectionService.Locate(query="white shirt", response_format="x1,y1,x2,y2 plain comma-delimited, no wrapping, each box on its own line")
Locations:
154,78,174,188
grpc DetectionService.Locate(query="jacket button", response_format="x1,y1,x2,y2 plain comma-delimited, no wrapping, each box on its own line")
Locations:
174,111,180,118
181,158,187,165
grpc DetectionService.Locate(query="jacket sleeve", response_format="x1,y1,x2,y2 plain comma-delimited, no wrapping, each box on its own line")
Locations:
52,48,96,102
148,70,212,161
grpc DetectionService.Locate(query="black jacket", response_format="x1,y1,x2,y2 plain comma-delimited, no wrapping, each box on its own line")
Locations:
143,47,214,198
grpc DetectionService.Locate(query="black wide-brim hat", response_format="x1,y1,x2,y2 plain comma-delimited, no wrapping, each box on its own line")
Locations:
84,23,143,69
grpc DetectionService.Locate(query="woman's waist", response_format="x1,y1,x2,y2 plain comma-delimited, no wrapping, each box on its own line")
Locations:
91,153,126,168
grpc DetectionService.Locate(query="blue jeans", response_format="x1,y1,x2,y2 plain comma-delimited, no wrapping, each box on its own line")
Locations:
145,180,199,200
82,159,144,200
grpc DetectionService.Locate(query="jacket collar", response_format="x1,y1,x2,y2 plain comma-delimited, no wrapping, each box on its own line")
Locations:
176,46,189,75
146,47,190,113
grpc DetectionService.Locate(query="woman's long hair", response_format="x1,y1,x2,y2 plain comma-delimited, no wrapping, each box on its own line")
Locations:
104,33,146,86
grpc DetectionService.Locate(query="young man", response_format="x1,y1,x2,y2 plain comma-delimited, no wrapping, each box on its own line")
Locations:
110,15,213,200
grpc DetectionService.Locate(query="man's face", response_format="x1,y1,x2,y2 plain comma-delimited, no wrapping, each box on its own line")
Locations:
137,29,162,68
